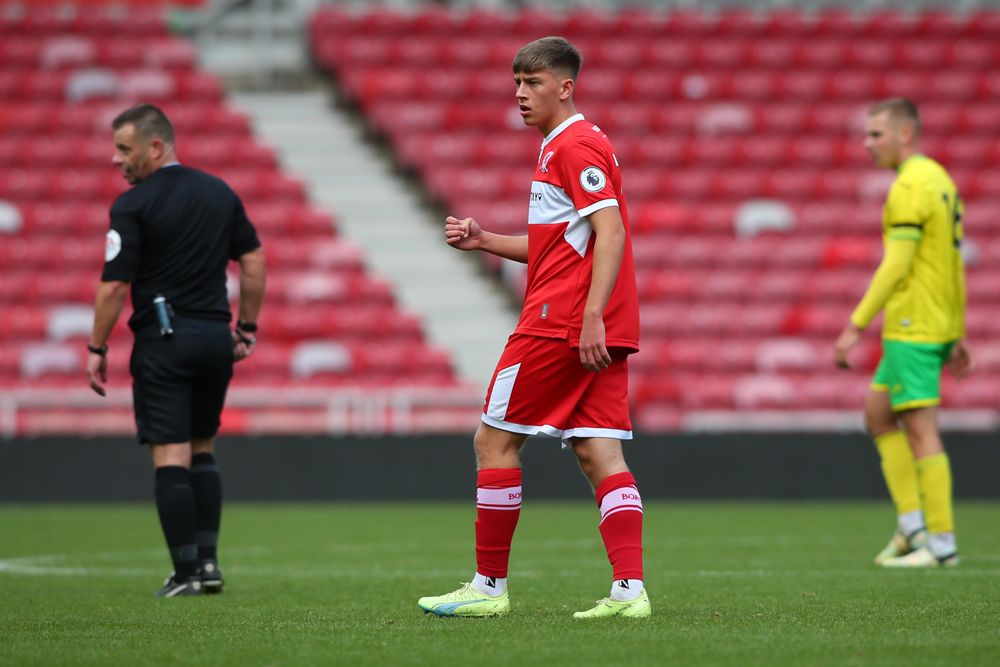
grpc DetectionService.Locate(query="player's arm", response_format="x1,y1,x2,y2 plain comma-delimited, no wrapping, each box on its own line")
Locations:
233,247,266,362
579,206,626,372
228,195,265,361
949,223,971,380
850,236,918,329
834,235,918,368
89,204,139,395
87,280,130,396
444,215,528,263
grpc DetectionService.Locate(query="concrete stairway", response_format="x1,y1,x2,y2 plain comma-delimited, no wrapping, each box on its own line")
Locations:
231,90,519,389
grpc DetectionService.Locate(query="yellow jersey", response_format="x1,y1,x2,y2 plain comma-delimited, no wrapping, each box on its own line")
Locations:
880,154,965,343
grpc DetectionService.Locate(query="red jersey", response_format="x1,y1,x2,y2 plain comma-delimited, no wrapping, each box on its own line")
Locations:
514,114,640,352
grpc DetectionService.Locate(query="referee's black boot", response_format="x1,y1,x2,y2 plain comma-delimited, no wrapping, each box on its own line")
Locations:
198,560,224,594
156,573,203,598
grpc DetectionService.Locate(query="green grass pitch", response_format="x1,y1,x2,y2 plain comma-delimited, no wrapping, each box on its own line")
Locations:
1,501,998,667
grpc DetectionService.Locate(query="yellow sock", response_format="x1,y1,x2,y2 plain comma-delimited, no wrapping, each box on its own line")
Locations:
874,431,921,516
916,452,954,533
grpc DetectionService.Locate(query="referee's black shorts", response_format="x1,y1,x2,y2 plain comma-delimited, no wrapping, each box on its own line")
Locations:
130,319,234,445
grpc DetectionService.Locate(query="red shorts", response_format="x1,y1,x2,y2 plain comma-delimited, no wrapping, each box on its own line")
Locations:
481,334,633,445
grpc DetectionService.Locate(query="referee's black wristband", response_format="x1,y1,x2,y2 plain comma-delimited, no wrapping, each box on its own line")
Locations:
87,344,108,357
236,320,258,333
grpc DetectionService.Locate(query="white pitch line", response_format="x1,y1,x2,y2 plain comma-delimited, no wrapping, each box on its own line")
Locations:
0,563,151,577
4,547,1000,579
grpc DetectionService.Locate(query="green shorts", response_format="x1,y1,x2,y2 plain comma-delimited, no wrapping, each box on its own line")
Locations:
871,339,955,411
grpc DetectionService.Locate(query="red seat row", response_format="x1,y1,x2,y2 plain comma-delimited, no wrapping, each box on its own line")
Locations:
466,196,1000,239
2,201,334,236
0,6,175,37
0,268,393,308
632,371,998,411
1,37,197,70
635,267,1000,304
0,303,426,343
311,7,1000,40
399,132,875,168
0,167,305,204
0,339,453,381
0,101,252,136
0,234,366,271
0,135,277,169
336,64,1000,105
316,33,999,71
629,235,874,270
367,100,1000,137
0,69,224,102
421,163,1000,203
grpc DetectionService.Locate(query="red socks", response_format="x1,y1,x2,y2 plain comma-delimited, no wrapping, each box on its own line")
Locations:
595,471,644,581
474,468,642,582
475,468,522,578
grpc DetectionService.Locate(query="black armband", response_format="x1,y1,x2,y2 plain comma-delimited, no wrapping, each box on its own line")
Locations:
236,320,258,333
87,344,108,357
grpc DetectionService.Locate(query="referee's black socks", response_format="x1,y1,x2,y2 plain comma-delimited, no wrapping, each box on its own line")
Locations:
190,453,223,562
154,466,199,580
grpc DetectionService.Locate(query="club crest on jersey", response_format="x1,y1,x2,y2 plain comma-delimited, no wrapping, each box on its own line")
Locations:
580,166,607,193
105,229,122,262
539,150,555,173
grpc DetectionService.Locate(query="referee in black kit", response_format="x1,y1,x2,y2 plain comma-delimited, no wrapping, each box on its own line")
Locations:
86,104,266,597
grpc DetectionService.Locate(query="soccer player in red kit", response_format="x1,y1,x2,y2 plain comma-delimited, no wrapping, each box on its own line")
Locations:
417,36,648,619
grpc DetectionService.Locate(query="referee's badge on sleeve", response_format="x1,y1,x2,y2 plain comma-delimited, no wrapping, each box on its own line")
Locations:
105,229,122,262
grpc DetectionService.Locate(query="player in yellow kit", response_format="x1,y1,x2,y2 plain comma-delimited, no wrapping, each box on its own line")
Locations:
834,98,972,568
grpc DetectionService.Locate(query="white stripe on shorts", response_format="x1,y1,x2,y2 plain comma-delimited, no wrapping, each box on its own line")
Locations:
477,486,522,511
486,363,521,421
599,485,643,524
480,415,633,448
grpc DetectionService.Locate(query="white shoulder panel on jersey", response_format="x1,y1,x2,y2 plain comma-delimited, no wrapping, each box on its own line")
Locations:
528,181,592,257
528,181,576,226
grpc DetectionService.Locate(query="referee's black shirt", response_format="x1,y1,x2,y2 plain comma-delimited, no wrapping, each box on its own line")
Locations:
101,164,261,333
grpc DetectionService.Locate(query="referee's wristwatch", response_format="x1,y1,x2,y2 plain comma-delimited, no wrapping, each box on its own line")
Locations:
87,343,108,357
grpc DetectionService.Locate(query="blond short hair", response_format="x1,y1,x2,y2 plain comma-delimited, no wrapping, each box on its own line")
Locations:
869,97,921,137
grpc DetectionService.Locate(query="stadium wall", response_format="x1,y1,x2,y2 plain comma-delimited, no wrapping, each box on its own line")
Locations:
1,434,997,501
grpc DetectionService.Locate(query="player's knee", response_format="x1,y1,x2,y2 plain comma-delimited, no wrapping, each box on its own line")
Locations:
472,425,520,467
864,416,896,437
863,404,896,436
574,451,596,478
902,423,942,456
151,446,192,468
191,437,214,456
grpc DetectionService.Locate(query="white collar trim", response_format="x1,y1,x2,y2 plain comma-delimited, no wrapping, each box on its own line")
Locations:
541,113,585,148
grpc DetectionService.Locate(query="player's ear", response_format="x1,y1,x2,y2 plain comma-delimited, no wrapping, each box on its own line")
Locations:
898,120,916,145
149,138,165,160
560,77,574,101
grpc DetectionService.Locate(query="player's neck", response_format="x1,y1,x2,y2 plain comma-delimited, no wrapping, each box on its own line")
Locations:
894,146,919,170
538,105,579,138
152,150,179,172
